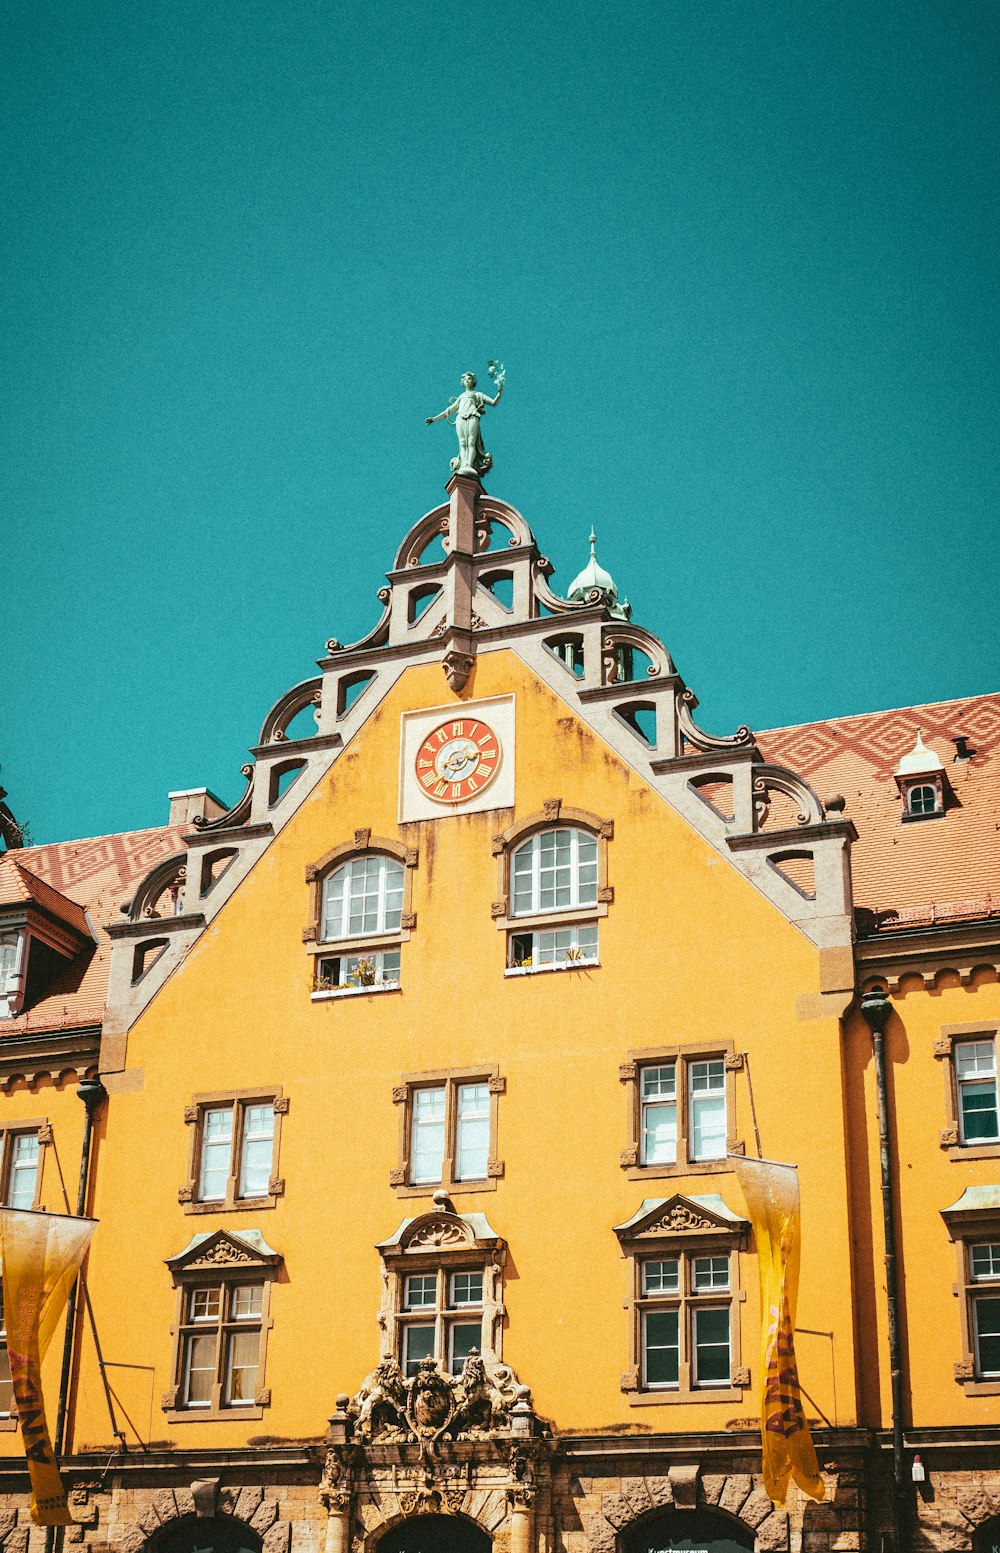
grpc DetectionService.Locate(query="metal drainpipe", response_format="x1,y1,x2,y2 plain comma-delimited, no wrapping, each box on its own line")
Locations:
49,1075,107,1539
859,987,907,1548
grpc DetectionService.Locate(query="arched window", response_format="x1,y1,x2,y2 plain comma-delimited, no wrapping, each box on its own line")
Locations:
510,827,598,916
908,783,939,817
322,855,405,940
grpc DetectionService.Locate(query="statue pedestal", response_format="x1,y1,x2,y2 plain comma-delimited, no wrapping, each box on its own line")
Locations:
446,472,482,555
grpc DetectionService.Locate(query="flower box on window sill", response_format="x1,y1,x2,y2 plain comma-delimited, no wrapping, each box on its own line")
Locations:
505,958,600,978
311,981,401,1001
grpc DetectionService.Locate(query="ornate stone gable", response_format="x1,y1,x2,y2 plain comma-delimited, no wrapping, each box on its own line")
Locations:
165,1227,282,1275
613,1193,749,1247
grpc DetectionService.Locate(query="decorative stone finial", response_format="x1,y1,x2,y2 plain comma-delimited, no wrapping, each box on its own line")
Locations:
425,362,505,479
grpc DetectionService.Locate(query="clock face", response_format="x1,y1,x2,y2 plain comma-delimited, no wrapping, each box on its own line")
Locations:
415,718,502,805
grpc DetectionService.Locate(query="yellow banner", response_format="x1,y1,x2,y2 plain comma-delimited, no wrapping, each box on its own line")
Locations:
732,1157,824,1506
0,1209,97,1525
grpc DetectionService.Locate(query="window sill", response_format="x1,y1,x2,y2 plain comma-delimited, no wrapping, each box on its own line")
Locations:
309,931,406,956
392,1176,499,1197
626,1386,744,1406
505,960,599,978
311,984,402,1001
181,1196,278,1215
494,905,608,933
164,1405,265,1424
946,1141,1000,1162
624,1158,739,1180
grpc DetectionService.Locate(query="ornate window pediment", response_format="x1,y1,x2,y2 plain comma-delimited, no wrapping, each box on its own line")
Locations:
614,1193,749,1246
379,1210,504,1258
165,1227,282,1275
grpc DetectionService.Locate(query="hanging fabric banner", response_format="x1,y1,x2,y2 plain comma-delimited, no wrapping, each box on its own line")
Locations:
0,1208,97,1525
732,1156,824,1506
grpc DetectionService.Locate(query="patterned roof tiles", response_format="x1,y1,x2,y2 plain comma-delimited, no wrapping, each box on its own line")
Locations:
1,824,187,1034
759,694,1000,929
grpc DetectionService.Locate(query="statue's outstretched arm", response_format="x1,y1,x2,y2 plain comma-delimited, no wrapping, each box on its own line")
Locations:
425,399,458,425
482,383,503,408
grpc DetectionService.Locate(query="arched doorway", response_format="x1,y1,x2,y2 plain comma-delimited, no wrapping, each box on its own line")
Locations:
973,1515,1000,1553
147,1519,263,1553
378,1514,491,1553
624,1509,755,1553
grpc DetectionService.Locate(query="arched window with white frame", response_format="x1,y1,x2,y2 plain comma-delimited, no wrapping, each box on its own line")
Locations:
510,827,598,917
322,854,404,941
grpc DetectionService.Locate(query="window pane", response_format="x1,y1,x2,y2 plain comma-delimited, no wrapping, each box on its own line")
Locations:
642,1260,679,1294
405,1274,437,1309
230,1285,263,1319
224,1330,260,1404
692,1256,730,1291
642,1102,677,1165
448,1321,481,1373
960,1083,1000,1142
957,1041,996,1078
973,1296,1000,1376
455,1083,489,1180
238,1105,274,1197
642,1065,676,1100
411,1087,446,1183
199,1108,234,1200
693,1307,731,1384
690,1061,726,1160
971,1244,1000,1281
7,1134,39,1209
451,1272,483,1307
403,1324,435,1377
183,1333,217,1405
189,1287,222,1322
643,1310,679,1386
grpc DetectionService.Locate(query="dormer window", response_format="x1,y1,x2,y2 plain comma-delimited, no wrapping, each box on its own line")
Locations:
893,731,945,822
0,857,93,1020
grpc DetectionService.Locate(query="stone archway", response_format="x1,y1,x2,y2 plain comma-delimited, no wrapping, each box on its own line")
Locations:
623,1509,755,1553
973,1513,1000,1553
377,1514,492,1553
146,1519,263,1553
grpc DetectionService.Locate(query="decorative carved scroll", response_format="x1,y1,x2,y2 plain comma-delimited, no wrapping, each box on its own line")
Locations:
676,688,754,752
193,764,255,832
258,677,322,746
349,1350,526,1443
752,765,825,828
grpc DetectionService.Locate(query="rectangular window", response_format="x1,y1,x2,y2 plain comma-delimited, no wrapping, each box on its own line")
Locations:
402,1323,435,1377
971,1243,1000,1281
397,1070,502,1192
405,1274,437,1309
973,1296,1000,1378
955,1040,1000,1144
508,922,599,972
637,1249,737,1396
448,1321,481,1373
188,1095,282,1210
314,947,401,994
451,1271,484,1307
178,1282,264,1410
6,1133,40,1210
411,1087,447,1183
689,1060,727,1160
640,1065,677,1165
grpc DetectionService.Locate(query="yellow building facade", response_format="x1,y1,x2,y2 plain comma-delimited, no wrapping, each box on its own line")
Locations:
1,472,998,1553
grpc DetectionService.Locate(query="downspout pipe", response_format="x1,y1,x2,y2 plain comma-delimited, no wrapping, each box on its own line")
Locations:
859,987,907,1546
52,1076,106,1458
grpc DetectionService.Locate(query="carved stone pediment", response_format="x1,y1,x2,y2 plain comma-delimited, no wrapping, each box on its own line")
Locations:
613,1193,748,1247
377,1209,505,1258
165,1228,282,1276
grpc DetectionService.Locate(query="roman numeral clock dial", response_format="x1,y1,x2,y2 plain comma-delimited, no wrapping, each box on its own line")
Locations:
415,719,503,804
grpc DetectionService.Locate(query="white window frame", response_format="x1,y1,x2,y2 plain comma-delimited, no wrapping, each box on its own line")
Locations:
312,946,401,998
321,854,405,943
955,1039,1000,1146
509,827,599,918
638,1250,734,1393
396,1264,487,1377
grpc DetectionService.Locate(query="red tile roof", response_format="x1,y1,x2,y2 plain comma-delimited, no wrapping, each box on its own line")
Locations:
759,694,1000,932
0,856,92,937
0,825,187,1034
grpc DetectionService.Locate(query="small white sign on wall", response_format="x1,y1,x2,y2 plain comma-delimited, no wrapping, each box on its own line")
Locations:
399,696,516,822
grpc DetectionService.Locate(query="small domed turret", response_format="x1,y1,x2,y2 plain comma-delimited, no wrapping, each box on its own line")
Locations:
567,531,630,621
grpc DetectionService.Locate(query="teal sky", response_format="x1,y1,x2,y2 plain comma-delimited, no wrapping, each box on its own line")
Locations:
3,2,997,845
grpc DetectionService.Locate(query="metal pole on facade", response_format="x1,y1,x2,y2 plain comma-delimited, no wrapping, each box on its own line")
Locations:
46,1075,108,1553
859,987,908,1549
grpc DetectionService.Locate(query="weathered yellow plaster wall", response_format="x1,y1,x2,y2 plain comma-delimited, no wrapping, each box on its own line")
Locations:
71,652,857,1449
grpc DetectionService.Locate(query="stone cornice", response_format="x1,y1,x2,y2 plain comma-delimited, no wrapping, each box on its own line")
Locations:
856,915,1000,991
181,821,274,847
106,912,205,942
727,819,858,850
0,1024,101,1084
249,733,342,760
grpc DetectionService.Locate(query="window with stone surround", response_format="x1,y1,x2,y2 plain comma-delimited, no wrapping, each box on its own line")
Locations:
943,1191,1000,1395
304,832,417,999
0,1121,48,1211
935,1025,1000,1161
390,1068,505,1197
162,1229,280,1422
375,1209,507,1378
620,1045,744,1178
492,803,613,977
180,1090,288,1213
615,1194,749,1405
